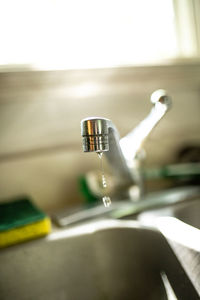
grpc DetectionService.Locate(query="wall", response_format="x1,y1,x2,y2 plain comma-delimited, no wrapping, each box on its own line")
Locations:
0,63,200,212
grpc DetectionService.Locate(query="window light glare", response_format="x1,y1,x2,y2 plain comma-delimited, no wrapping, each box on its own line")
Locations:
156,217,200,252
0,0,178,69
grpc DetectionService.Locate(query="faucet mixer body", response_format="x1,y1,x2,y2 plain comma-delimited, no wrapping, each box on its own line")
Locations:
81,90,172,197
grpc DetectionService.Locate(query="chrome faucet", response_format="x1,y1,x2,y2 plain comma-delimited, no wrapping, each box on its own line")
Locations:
54,91,200,227
81,90,172,198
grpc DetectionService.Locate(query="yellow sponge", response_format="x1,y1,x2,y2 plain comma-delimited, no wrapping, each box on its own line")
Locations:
0,197,51,248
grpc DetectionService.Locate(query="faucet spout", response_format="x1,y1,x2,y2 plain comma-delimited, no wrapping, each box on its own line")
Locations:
81,117,109,153
81,117,134,185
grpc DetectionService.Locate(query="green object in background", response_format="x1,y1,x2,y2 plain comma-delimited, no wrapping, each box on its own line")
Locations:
143,163,200,180
78,175,99,203
78,163,200,204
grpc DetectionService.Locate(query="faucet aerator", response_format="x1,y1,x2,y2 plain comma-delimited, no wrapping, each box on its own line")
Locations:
81,117,110,152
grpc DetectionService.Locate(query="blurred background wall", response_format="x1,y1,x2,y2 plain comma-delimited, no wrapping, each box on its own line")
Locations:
0,0,199,211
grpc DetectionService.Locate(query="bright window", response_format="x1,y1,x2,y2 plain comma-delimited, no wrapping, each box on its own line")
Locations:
0,0,199,70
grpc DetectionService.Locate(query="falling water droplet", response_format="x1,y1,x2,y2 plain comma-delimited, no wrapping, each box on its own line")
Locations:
97,152,103,159
102,174,107,188
102,196,112,207
97,151,112,207
97,152,106,188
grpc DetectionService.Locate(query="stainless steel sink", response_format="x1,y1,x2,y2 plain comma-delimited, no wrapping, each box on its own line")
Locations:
0,220,198,300
172,199,200,229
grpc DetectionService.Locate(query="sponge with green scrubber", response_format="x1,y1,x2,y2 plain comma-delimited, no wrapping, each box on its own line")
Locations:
0,197,51,248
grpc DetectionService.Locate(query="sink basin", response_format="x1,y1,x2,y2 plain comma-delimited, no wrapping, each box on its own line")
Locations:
0,220,198,300
173,199,200,229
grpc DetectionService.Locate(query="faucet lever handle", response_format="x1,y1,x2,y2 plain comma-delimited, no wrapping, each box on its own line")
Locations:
120,89,172,163
150,89,172,111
